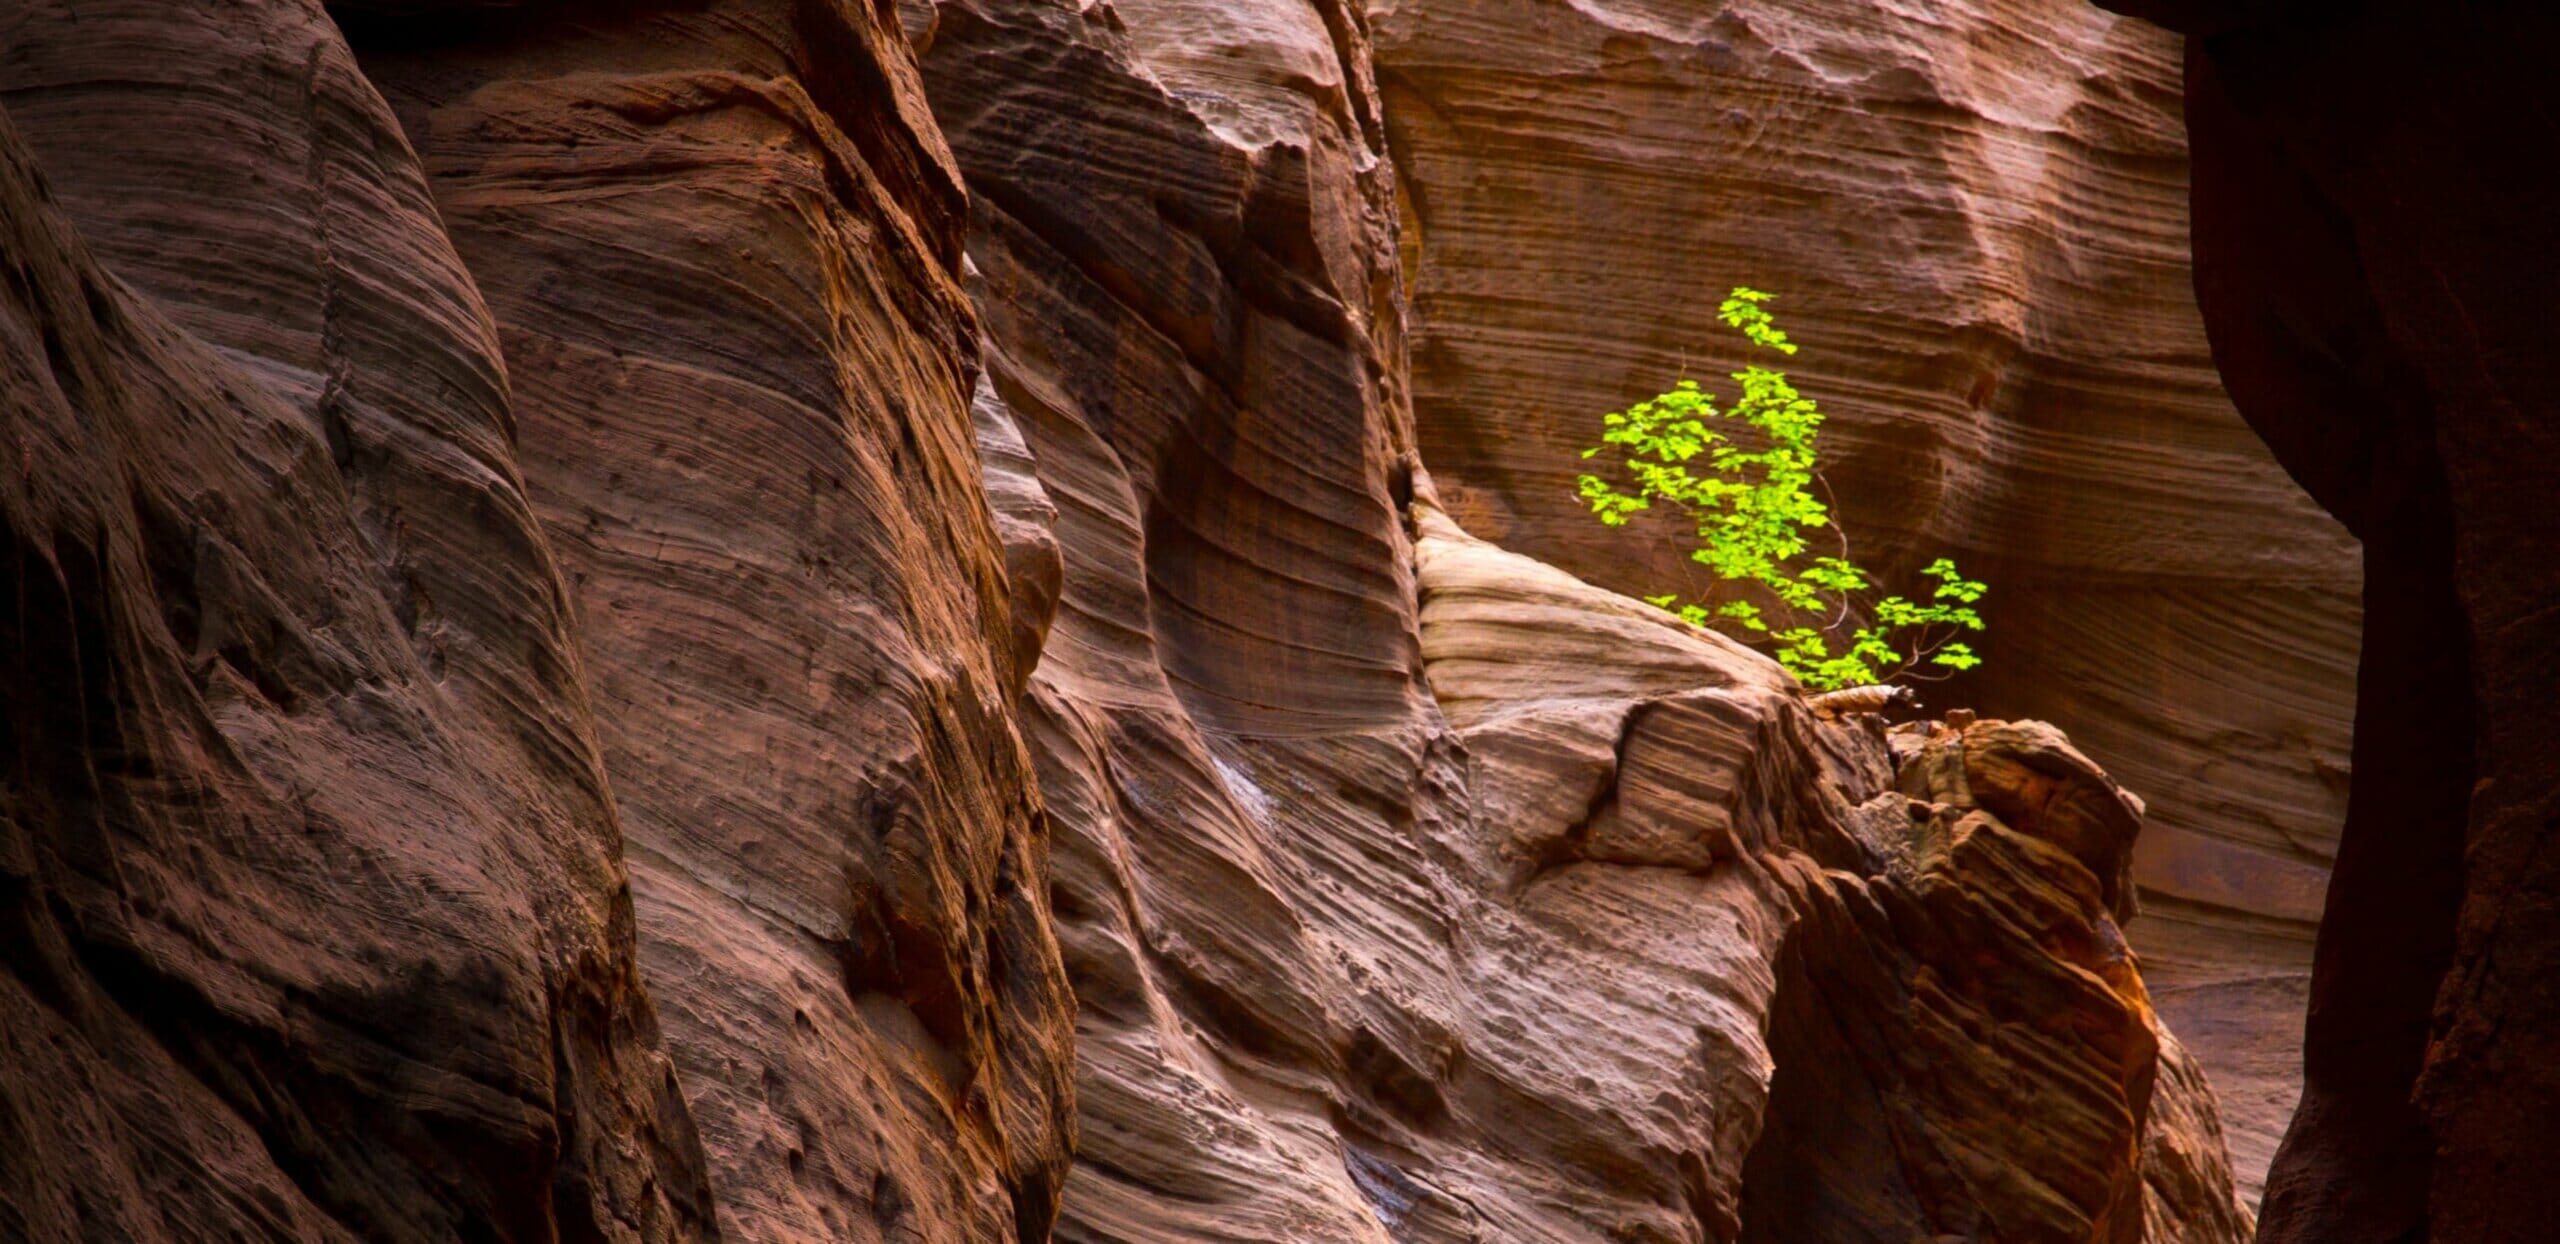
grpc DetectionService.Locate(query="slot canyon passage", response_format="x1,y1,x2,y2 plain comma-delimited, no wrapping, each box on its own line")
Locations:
2,0,2555,1241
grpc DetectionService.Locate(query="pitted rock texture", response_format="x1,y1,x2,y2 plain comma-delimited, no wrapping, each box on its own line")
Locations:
1368,0,2355,1200
2099,4,2560,1241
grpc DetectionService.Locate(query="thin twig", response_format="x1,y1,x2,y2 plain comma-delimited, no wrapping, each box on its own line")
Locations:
1812,469,1854,633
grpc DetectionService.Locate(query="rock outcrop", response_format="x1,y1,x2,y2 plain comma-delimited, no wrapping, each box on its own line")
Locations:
912,0,2250,1237
1743,713,2256,1244
0,4,714,1237
2,1,1067,1240
1438,508,2255,1243
350,6,1077,1238
1368,0,2356,1200
3,0,2261,1239
2094,4,2560,1241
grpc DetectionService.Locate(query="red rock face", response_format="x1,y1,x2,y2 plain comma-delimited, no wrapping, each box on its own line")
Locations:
1744,717,2256,1244
346,5,1077,1240
4,0,2263,1239
915,0,2253,1237
1,1,1067,1240
1366,0,2356,1202
2100,4,2560,1241
0,3,713,1237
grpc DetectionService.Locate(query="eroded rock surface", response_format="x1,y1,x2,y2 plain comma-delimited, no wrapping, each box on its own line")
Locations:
1737,711,2258,1244
0,4,711,1237
909,4,2248,1235
4,0,2263,1239
2,1,1069,1240
1369,0,2354,1199
349,4,1077,1240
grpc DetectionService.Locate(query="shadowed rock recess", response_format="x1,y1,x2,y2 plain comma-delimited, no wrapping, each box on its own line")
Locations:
2,0,2266,1240
2095,5,2560,1242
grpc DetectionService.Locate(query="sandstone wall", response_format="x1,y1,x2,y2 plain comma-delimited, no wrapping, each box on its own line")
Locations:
1,0,2256,1239
1367,0,2356,1200
1,1,1067,1239
912,0,2252,1237
348,4,1077,1238
0,3,717,1236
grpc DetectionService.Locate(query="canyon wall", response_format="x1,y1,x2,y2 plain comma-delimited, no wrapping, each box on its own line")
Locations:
1,1,1065,1239
908,0,2248,1238
2096,4,2560,1242
0,4,716,1237
350,6,1078,1239
3,0,2259,1240
1366,0,2356,1201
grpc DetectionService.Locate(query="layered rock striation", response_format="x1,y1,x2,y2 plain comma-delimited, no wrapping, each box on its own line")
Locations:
1368,0,2357,1201
2,1,1066,1239
1432,506,2255,1243
3,0,2261,1239
350,6,1076,1238
912,0,2252,1237
0,3,715,1236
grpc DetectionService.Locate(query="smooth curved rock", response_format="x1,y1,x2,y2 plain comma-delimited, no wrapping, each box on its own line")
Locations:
0,0,1076,1239
1370,0,2357,1201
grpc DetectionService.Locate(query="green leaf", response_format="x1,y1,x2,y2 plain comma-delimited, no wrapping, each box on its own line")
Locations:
1574,286,1990,689
1931,643,1982,671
